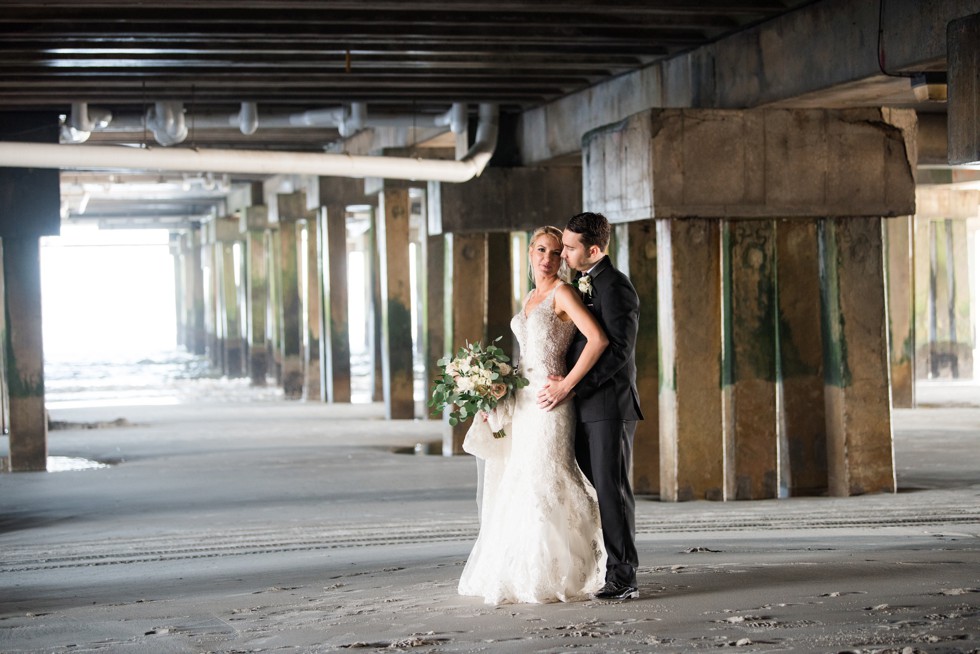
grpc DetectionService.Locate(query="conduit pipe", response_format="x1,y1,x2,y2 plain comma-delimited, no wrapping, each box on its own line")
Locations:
0,103,499,184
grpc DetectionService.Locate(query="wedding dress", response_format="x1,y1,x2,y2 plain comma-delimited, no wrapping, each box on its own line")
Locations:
458,284,606,604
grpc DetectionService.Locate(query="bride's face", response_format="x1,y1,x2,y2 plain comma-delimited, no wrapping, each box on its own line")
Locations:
530,234,562,280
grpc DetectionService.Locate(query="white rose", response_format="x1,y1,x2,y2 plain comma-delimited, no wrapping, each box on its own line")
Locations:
456,376,475,392
497,362,511,376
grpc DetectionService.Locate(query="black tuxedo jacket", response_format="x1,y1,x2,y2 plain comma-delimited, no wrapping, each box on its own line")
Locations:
565,255,643,423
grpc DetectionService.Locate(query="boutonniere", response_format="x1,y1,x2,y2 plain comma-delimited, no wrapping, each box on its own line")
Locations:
577,274,593,297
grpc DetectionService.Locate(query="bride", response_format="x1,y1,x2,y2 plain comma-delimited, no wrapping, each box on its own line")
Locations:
458,225,609,604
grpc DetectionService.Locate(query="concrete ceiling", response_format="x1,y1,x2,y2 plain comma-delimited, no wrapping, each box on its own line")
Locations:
0,0,950,229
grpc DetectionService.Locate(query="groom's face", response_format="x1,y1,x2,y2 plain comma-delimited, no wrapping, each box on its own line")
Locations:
561,229,599,272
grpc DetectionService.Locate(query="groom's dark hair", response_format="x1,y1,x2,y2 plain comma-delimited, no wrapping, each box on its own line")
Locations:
566,212,611,252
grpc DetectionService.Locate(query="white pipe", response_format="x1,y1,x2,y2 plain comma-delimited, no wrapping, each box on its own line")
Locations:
237,102,259,135
0,104,498,183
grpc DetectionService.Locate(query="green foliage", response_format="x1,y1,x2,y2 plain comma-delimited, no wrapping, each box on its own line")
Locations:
428,336,529,429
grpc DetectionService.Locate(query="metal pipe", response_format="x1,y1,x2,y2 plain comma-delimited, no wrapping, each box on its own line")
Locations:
0,104,499,183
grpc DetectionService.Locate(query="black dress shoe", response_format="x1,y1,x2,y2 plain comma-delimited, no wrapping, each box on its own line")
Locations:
593,581,639,600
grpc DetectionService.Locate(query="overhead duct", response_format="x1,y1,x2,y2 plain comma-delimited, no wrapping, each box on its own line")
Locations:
0,104,499,184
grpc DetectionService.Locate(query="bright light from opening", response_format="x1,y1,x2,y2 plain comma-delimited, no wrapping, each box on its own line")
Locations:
41,225,177,362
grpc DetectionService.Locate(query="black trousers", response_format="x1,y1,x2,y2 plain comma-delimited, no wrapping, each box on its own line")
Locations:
575,418,638,587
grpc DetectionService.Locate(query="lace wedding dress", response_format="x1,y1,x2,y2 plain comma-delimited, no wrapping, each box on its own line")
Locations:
458,284,606,605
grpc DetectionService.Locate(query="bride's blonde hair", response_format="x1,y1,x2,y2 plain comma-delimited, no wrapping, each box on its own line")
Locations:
528,225,571,284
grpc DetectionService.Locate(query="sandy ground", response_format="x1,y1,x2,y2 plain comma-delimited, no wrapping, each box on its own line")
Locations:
0,379,978,653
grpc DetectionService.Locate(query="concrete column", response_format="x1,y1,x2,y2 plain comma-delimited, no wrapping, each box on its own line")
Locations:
184,226,206,356
723,220,779,500
377,186,415,419
422,228,445,420
170,234,185,349
215,216,244,378
243,206,269,386
201,225,220,370
369,209,385,403
443,232,488,454
948,13,980,166
884,215,915,406
657,219,725,501
819,217,896,497
486,232,513,356
320,203,352,403
2,237,47,471
776,220,827,496
627,219,659,495
0,244,7,437
277,192,308,399
300,217,322,401
265,227,283,385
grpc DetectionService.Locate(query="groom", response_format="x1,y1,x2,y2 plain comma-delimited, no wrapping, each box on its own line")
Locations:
539,211,642,600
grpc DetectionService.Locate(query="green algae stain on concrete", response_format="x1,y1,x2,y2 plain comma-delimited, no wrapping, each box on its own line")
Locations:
817,220,851,389
385,298,414,375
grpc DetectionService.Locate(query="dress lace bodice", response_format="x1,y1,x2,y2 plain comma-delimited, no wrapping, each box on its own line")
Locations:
511,284,577,389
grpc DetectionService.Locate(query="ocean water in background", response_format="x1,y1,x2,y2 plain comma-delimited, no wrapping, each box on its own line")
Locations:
44,349,285,409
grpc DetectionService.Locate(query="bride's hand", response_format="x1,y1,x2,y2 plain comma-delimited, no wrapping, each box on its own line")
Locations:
537,375,572,411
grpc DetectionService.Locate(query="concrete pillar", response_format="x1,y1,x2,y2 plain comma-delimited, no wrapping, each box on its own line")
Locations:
320,203,352,403
914,188,980,379
884,215,915,406
657,219,725,501
947,13,980,166
369,209,385,403
776,220,828,496
243,206,269,386
0,245,7,437
377,185,415,419
265,226,283,385
300,217,322,401
215,216,244,378
486,232,513,356
277,192,308,399
443,232,488,454
201,225,220,370
2,238,47,471
422,227,445,420
170,234,185,349
723,220,778,500
819,217,896,497
184,226,206,356
627,219,659,496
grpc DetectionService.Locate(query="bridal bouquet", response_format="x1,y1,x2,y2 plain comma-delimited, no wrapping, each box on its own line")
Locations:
429,337,528,438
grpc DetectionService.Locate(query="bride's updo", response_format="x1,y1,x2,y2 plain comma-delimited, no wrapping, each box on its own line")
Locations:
528,225,572,284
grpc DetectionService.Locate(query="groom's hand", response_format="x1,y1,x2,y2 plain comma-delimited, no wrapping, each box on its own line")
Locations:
537,375,572,411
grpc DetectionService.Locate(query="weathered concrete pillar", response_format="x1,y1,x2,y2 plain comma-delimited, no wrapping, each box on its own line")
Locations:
486,232,513,355
170,233,185,349
776,220,827,496
422,227,445,420
819,217,896,497
723,220,779,500
242,206,269,386
183,226,206,356
215,216,244,378
377,185,415,419
914,188,980,379
202,222,224,371
2,238,47,471
626,219,659,496
884,215,915,406
657,219,725,501
320,201,352,403
300,217,322,401
443,232,488,454
368,209,385,403
586,107,916,501
277,192,309,399
265,226,283,385
0,112,59,472
948,13,980,166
